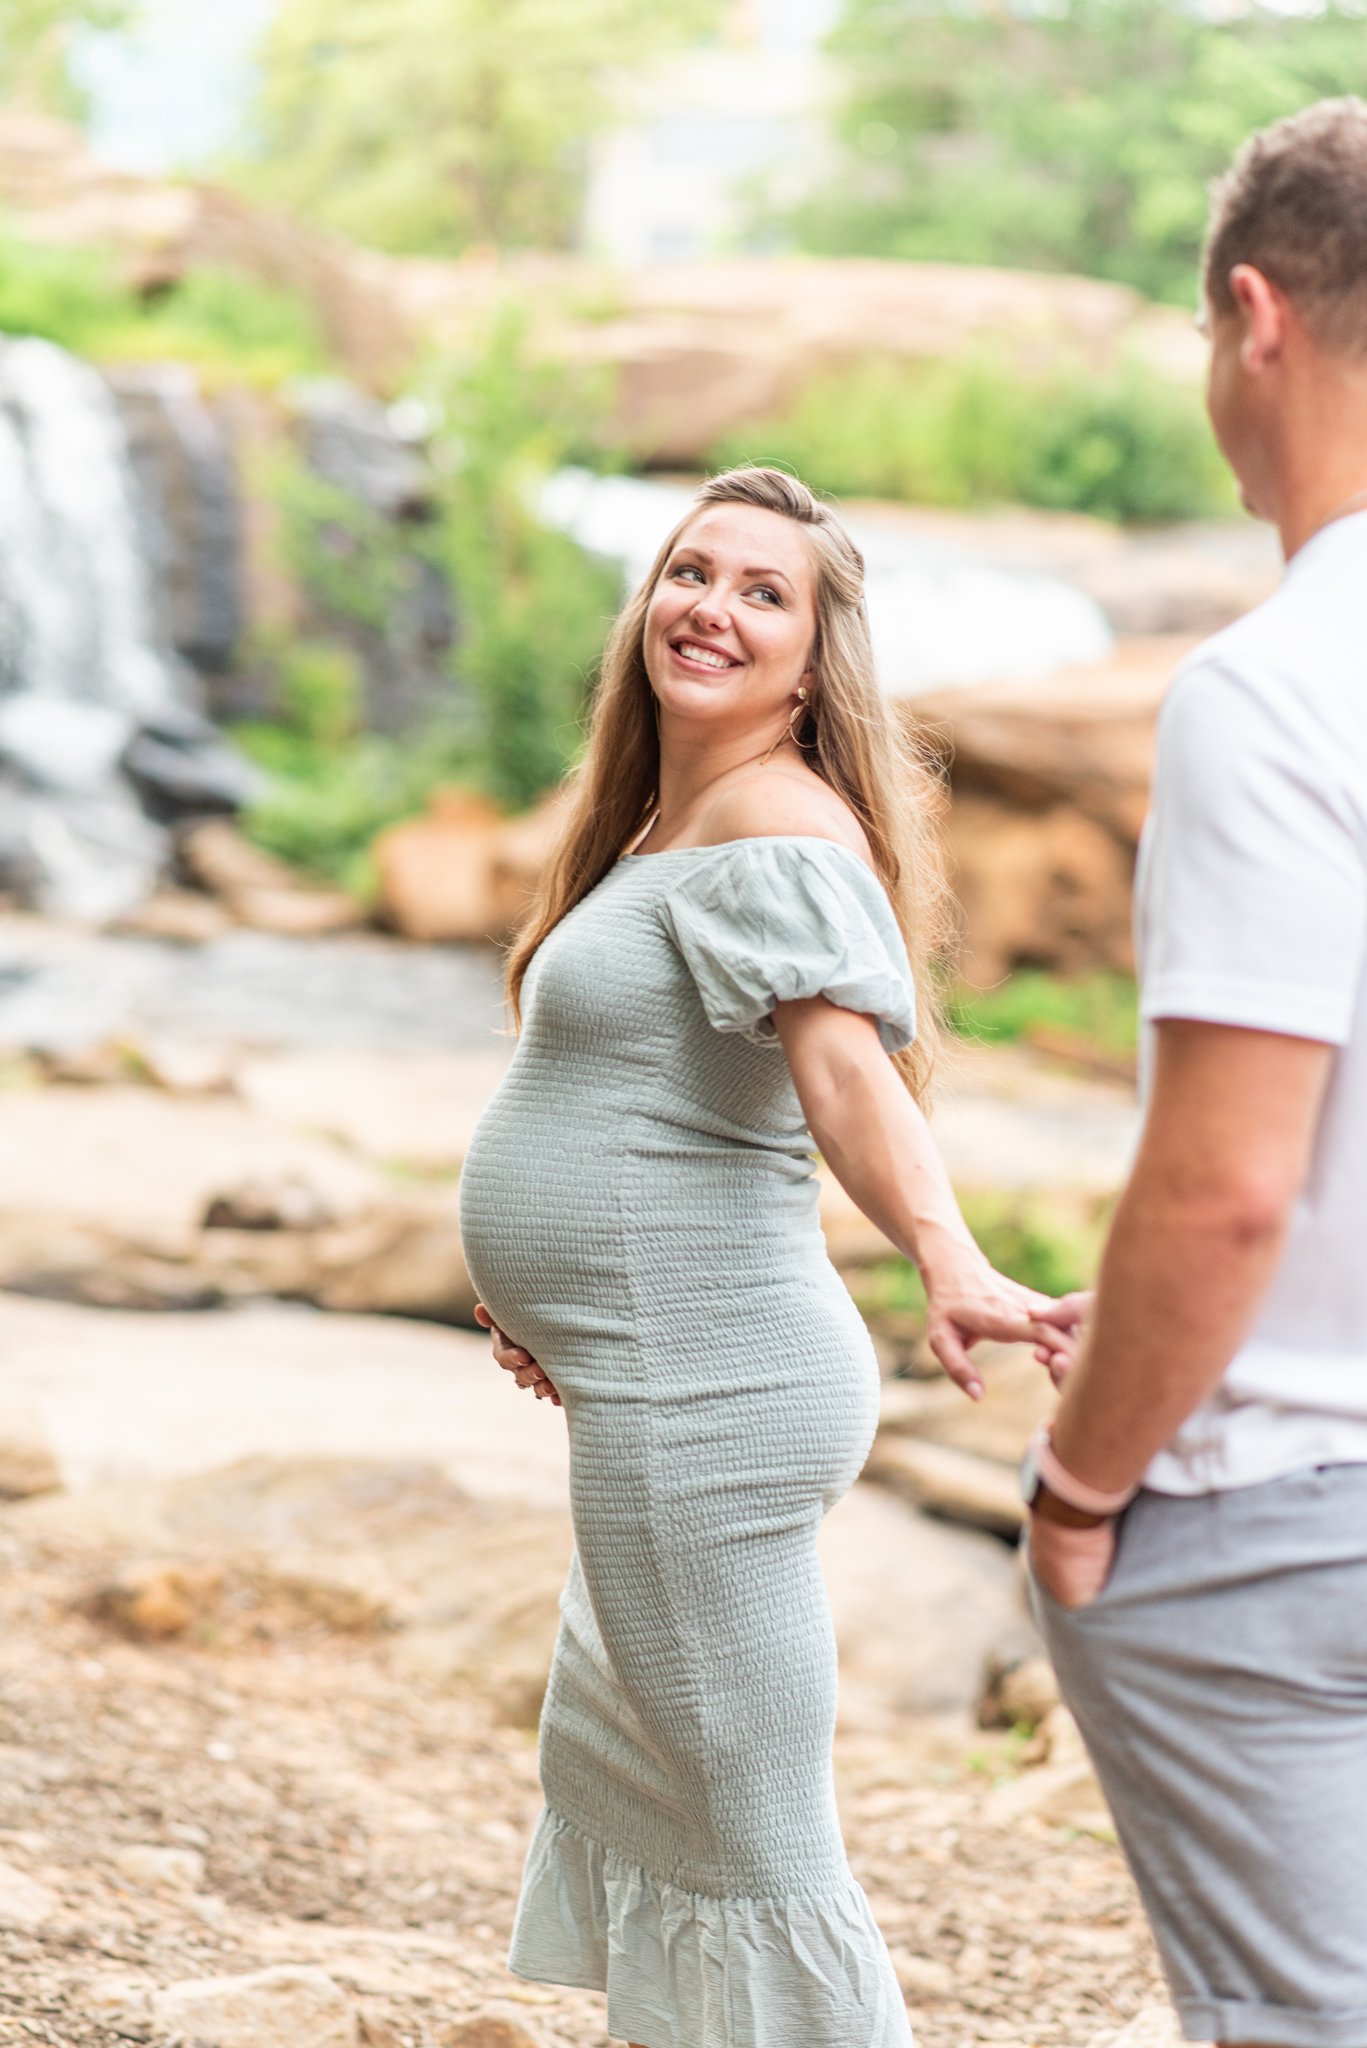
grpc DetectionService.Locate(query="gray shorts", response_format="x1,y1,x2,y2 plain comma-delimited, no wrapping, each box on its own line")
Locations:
1032,1464,1367,2048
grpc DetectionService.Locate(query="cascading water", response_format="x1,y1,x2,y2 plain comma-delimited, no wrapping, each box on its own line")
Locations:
539,468,1114,696
0,338,186,714
0,337,249,921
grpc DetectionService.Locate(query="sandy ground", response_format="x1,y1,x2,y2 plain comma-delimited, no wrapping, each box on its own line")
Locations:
0,1289,1167,2048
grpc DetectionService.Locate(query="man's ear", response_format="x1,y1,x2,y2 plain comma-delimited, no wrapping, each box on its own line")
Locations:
1229,263,1287,374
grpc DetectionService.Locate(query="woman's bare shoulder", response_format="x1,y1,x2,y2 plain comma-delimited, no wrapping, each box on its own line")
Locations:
697,769,874,867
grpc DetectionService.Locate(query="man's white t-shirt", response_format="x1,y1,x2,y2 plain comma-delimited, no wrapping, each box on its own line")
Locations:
1138,508,1367,1495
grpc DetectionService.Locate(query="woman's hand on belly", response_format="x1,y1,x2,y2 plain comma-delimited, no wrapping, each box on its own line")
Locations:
473,1303,563,1407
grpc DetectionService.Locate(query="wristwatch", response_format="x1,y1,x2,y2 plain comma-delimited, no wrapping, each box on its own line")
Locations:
1020,1423,1137,1524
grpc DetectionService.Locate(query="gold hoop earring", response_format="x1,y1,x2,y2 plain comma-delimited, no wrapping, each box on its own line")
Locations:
787,688,816,750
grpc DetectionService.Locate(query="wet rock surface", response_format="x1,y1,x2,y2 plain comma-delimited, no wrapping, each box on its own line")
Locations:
0,921,506,1056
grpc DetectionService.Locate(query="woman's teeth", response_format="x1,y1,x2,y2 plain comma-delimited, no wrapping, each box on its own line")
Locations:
677,642,735,670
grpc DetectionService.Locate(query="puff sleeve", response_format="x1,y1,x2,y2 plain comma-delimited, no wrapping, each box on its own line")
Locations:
658,837,917,1054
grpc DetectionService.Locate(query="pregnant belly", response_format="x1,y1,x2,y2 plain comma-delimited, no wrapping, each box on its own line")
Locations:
457,1098,639,1361
459,1090,833,1367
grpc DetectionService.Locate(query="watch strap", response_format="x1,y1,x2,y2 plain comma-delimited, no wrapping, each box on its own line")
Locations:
1028,1423,1137,1517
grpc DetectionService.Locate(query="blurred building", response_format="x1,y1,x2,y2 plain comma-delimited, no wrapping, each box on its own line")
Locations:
581,0,838,264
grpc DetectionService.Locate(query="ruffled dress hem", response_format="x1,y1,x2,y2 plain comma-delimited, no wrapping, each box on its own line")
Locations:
508,1807,915,2048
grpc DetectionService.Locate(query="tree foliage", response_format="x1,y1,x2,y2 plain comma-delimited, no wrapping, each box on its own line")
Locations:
0,0,135,114
238,0,721,255
789,0,1367,303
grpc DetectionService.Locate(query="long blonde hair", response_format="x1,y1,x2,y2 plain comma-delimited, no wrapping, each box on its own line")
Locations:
506,467,951,1104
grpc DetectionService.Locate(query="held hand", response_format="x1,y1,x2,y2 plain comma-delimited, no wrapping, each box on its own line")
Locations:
921,1248,1069,1401
1028,1289,1095,1388
1028,1504,1116,1609
473,1302,562,1407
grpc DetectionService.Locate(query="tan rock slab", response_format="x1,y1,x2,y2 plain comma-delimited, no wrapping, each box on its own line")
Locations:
864,1435,1025,1537
113,886,235,944
86,1977,155,2038
488,790,572,935
0,1404,62,1498
0,1854,57,1930
178,821,364,935
91,1561,224,1641
114,1844,207,1891
132,1037,239,1096
948,793,1137,987
818,1480,1027,1731
0,1086,473,1321
176,823,356,921
1095,2005,1212,2048
982,1748,1114,1838
375,792,505,943
227,885,368,937
0,1086,383,1242
979,1651,1061,1732
890,1949,955,2002
0,1293,569,1507
443,2014,544,2048
877,1345,1055,1467
235,1048,511,1170
151,1965,357,2048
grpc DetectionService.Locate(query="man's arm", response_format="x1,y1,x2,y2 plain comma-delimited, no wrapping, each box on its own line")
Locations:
1032,1018,1332,1603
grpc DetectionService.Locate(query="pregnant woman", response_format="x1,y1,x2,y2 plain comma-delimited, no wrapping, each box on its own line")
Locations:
459,467,1062,2048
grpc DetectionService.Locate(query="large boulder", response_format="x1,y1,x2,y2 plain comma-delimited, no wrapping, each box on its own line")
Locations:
177,819,365,936
0,113,1204,458
374,789,568,943
948,796,1138,986
374,791,506,943
915,638,1179,983
411,256,1206,468
0,1407,62,1500
0,1085,475,1321
151,1966,356,2048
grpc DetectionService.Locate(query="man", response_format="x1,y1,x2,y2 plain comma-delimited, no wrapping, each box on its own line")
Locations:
1026,97,1367,2048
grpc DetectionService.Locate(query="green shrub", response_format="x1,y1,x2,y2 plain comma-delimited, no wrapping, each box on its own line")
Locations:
420,306,620,810
947,971,1139,1063
233,716,479,898
0,230,130,353
271,640,362,751
1020,367,1229,523
0,229,328,386
851,1190,1108,1330
714,352,1231,524
96,268,329,386
232,313,621,883
961,1190,1106,1300
263,455,423,634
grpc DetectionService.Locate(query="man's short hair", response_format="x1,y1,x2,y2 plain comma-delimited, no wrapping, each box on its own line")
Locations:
1204,96,1367,355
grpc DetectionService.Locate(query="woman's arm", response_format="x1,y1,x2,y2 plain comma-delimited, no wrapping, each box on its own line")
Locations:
774,994,1064,1398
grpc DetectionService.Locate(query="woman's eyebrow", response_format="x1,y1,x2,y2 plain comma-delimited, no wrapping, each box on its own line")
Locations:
667,546,793,587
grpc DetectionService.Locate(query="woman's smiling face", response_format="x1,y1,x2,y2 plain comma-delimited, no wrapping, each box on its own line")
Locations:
643,503,817,736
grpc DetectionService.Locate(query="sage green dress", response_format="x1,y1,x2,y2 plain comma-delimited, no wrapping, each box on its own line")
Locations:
458,836,917,2048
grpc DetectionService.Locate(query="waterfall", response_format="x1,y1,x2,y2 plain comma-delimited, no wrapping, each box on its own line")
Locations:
0,337,249,923
0,337,188,716
539,467,1113,696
